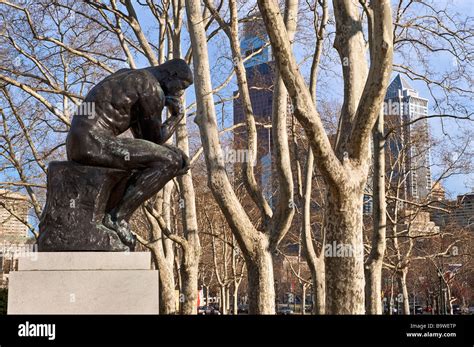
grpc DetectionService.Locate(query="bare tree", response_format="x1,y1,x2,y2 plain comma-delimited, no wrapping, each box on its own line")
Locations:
258,0,393,313
187,0,301,313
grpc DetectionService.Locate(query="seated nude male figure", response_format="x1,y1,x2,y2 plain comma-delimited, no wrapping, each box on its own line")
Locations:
66,58,193,250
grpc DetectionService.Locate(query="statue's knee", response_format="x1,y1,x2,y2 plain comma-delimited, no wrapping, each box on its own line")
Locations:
66,132,95,164
163,145,187,170
68,147,92,164
171,150,187,172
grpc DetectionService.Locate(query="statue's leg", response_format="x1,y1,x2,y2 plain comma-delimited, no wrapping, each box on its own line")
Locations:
111,153,186,222
69,132,188,248
107,142,187,247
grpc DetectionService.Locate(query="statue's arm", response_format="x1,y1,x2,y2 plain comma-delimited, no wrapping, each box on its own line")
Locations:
134,93,166,144
134,75,184,144
160,96,185,143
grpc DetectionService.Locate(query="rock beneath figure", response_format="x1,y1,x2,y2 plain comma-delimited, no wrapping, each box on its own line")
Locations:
37,161,132,252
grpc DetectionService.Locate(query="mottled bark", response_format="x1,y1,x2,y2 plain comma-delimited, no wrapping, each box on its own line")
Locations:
300,0,328,315
301,284,307,315
365,112,386,314
258,0,393,314
202,2,296,311
150,244,177,314
397,268,410,315
246,235,276,314
173,0,200,314
303,150,325,315
143,205,177,314
186,0,275,314
324,186,366,314
333,0,369,156
232,284,239,315
268,0,298,250
203,0,272,222
181,253,199,314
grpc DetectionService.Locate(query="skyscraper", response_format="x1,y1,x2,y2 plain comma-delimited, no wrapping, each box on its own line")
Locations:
385,74,432,201
233,19,275,204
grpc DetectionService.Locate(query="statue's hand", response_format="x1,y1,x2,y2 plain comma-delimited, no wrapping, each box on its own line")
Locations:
165,96,183,117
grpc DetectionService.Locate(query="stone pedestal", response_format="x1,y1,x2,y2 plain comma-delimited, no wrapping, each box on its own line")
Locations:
8,252,159,314
37,161,131,251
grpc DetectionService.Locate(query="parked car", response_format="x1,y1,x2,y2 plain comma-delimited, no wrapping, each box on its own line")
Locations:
409,304,423,315
452,304,462,315
198,305,220,315
237,304,249,314
277,307,294,315
198,305,210,315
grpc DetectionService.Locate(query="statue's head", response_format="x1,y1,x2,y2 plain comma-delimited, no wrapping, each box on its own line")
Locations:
154,58,193,96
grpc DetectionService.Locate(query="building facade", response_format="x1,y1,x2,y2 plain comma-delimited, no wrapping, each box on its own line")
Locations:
452,192,474,227
385,74,432,201
364,74,434,214
431,192,474,228
233,19,275,204
0,190,31,286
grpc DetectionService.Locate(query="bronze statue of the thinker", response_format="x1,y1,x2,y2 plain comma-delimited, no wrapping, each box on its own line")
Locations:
38,59,193,252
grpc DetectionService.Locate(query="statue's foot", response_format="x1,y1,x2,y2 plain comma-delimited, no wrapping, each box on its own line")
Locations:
103,214,136,250
97,225,130,252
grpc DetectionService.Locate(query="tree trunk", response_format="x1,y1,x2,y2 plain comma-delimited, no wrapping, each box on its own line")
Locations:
246,236,275,314
143,201,177,315
186,0,276,314
446,284,453,315
180,253,199,314
325,187,366,314
232,284,239,315
167,0,201,315
365,261,384,314
258,0,393,315
150,247,176,314
389,275,395,315
225,285,230,314
432,296,438,315
365,112,386,314
397,269,410,315
268,0,298,250
302,149,326,315
311,257,326,314
301,284,306,315
219,286,226,314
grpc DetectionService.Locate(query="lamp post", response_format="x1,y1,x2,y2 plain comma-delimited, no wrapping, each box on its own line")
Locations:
427,289,433,315
438,270,444,315
443,288,449,315
274,279,279,312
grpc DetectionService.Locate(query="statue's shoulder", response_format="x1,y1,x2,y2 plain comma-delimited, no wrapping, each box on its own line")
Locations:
110,67,154,81
115,68,132,74
121,68,161,86
99,68,162,98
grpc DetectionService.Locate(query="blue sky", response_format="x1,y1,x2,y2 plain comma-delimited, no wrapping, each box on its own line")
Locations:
92,1,474,198
2,0,471,238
